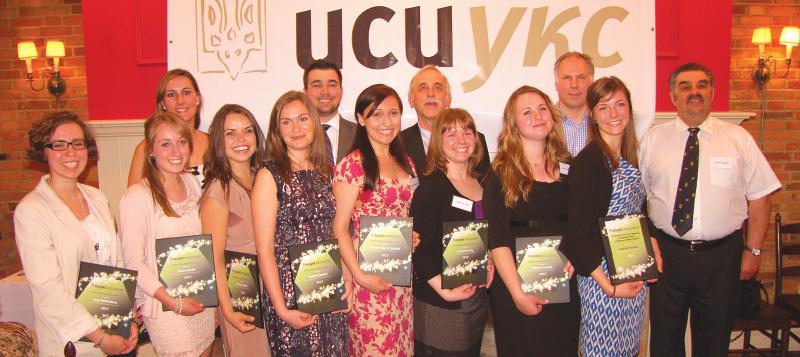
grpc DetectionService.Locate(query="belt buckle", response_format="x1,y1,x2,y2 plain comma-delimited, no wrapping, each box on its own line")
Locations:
688,240,702,252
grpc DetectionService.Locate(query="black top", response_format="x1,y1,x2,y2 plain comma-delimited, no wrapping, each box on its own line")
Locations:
483,170,569,251
558,142,614,277
400,123,492,179
410,169,483,309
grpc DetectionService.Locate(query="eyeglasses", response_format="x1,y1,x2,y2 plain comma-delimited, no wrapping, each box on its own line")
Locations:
45,139,87,151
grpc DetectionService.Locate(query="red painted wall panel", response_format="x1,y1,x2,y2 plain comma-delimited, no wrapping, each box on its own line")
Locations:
83,1,731,119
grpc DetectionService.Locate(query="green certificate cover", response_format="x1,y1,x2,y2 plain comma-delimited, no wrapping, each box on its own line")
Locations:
441,220,488,289
358,216,413,287
224,251,263,328
75,262,136,340
156,234,218,310
289,240,347,315
515,236,570,304
598,214,659,284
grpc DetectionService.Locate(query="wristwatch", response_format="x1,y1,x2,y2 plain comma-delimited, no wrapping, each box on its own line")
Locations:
745,245,762,256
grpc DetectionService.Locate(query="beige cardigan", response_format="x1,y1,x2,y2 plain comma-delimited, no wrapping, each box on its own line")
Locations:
13,175,122,357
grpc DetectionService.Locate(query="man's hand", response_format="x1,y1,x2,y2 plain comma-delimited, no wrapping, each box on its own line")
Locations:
740,251,762,280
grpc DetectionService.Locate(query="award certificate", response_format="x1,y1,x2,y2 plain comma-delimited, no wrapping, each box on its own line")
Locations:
156,234,218,310
289,240,347,314
515,236,570,303
75,262,137,340
224,251,263,328
441,220,488,289
358,216,413,287
598,214,659,284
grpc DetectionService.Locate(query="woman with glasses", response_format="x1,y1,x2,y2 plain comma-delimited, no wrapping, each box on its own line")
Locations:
14,111,138,356
332,84,416,356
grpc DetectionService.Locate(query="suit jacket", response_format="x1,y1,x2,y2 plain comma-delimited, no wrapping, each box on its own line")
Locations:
14,175,121,357
400,123,492,178
337,116,357,162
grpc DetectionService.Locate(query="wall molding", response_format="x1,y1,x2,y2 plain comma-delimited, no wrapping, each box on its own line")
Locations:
88,119,145,218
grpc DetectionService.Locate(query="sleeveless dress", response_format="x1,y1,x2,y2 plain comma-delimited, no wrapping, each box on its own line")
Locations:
334,150,415,357
144,174,216,357
577,158,647,356
260,161,348,356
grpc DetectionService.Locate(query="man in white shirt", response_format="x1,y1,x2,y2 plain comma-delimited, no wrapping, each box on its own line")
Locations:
640,62,781,357
400,65,490,176
303,59,356,163
554,52,593,157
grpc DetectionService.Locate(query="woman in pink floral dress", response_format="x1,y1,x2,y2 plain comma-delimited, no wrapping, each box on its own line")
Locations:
332,84,416,356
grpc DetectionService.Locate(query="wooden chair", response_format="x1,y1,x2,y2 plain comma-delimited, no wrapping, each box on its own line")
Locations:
775,212,800,349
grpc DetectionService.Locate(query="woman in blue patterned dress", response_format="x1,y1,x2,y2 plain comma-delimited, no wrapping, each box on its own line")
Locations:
560,76,662,356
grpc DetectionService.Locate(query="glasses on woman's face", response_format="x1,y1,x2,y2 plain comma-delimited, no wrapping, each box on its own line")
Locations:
45,139,88,151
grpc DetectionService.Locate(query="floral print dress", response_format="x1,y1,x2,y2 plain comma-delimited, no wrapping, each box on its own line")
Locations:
334,150,416,357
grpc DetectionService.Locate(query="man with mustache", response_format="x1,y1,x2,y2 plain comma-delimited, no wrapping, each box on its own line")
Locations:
639,62,781,357
401,65,491,176
303,59,356,163
554,52,594,157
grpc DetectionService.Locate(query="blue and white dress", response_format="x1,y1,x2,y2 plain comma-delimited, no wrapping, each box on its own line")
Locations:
577,158,647,357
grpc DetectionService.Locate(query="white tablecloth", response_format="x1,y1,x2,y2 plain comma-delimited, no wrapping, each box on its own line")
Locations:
0,271,34,329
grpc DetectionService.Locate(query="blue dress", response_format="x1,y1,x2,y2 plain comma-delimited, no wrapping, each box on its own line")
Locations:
577,158,647,356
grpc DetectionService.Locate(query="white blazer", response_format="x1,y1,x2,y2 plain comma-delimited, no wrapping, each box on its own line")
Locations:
13,175,122,357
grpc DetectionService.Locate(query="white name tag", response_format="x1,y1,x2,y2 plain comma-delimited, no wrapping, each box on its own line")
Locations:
710,156,734,169
409,177,420,191
559,162,570,175
451,196,473,212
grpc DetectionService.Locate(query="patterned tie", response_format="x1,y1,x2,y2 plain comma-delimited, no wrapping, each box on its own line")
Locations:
322,124,335,164
671,127,700,236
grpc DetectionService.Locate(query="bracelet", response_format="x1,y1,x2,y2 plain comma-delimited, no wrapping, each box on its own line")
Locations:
175,297,183,315
93,333,106,348
611,285,617,297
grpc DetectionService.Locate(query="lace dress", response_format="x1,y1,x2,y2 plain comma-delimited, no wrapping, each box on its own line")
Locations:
261,161,348,356
334,150,416,357
144,173,216,357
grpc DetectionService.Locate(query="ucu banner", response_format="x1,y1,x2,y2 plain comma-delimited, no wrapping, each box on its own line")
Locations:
168,1,655,151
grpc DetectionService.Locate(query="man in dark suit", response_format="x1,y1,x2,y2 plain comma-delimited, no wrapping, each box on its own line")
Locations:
400,65,491,176
303,59,356,163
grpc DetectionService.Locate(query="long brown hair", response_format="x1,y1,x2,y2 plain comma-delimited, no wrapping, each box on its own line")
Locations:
155,69,203,129
266,91,331,182
586,76,638,170
143,112,194,217
424,108,484,178
492,86,570,207
203,104,267,197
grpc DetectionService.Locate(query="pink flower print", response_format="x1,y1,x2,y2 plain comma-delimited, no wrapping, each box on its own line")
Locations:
348,160,364,178
359,189,373,203
399,187,411,202
385,187,398,205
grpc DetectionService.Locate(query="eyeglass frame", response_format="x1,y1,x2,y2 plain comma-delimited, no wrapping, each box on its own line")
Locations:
43,139,88,151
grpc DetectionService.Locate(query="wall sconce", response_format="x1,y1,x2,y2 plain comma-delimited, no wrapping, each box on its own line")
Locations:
752,26,800,86
17,40,67,107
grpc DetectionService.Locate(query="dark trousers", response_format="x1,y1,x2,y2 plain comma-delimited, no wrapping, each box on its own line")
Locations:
649,229,743,357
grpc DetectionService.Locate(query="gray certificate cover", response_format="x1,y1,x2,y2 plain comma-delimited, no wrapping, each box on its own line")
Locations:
289,240,347,314
358,216,413,287
156,234,218,310
75,262,137,340
515,236,570,303
441,220,488,289
224,250,263,328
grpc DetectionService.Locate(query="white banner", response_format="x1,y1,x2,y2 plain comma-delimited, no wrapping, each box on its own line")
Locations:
168,1,655,152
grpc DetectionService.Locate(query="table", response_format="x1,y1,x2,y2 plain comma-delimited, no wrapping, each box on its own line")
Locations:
0,271,34,329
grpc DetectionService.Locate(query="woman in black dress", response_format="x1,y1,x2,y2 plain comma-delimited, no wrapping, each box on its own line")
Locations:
252,91,349,356
410,108,491,356
483,86,580,356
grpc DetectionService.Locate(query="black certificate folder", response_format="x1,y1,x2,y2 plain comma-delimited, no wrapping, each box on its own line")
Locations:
441,220,488,289
224,251,263,328
515,236,570,303
156,234,218,310
289,240,347,314
358,216,413,287
598,214,659,284
75,262,137,340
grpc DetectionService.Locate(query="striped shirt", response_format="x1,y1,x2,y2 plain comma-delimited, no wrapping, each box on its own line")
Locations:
562,113,589,157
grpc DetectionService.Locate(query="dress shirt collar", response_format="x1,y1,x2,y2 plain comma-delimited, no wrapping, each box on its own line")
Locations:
322,113,341,131
674,115,716,138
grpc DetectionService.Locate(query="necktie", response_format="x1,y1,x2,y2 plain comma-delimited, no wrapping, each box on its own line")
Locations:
322,124,334,164
671,127,700,236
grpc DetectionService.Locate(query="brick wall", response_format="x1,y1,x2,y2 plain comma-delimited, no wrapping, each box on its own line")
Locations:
0,0,93,277
731,0,800,295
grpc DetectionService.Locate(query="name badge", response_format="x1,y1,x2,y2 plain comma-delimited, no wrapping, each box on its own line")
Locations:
559,162,570,175
451,196,473,212
409,177,420,191
710,156,734,169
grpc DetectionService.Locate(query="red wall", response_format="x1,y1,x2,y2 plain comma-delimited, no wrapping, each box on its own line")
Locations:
83,1,731,119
